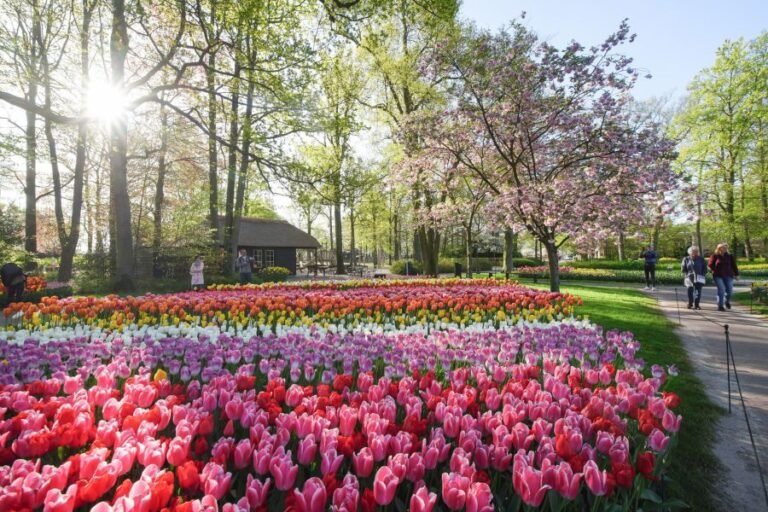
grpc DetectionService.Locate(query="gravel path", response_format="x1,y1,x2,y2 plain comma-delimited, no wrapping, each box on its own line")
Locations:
648,284,768,511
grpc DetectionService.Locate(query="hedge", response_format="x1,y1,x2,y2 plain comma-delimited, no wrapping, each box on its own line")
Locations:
390,257,543,275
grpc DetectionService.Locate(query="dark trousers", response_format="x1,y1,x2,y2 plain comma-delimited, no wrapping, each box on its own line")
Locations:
687,283,703,306
644,264,656,287
3,282,24,306
239,272,252,285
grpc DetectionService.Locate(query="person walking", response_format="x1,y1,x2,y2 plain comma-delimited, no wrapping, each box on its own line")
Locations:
236,249,254,285
708,243,739,311
641,245,658,291
190,254,205,291
0,262,26,307
681,246,707,310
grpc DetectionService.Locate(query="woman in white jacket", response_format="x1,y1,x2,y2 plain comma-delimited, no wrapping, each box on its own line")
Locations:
190,254,205,291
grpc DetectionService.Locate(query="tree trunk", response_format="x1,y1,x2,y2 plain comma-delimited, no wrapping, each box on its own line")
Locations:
393,213,400,261
334,199,345,274
617,230,625,261
233,41,255,264
503,228,515,273
464,224,472,278
223,49,241,261
651,199,664,252
744,223,754,260
152,105,169,276
56,1,92,281
328,205,334,253
206,5,219,240
350,207,356,266
417,226,440,276
544,239,561,292
372,205,379,267
110,0,134,290
24,13,40,255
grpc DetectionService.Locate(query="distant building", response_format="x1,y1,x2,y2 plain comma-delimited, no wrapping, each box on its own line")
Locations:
222,217,321,275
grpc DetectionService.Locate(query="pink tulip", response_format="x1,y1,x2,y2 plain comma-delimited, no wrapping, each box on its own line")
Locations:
369,434,389,462
294,477,328,512
245,475,271,509
512,458,550,507
373,466,399,505
331,474,359,512
298,435,317,465
201,462,232,500
441,472,471,511
352,448,374,478
252,444,273,475
339,406,357,436
321,448,344,476
554,462,582,500
224,398,244,421
285,384,305,407
222,498,250,512
388,453,408,482
234,439,253,470
662,410,682,433
410,484,437,512
647,428,670,452
43,484,77,512
406,452,426,482
269,448,298,491
166,435,191,467
583,460,609,496
137,439,166,468
466,482,494,512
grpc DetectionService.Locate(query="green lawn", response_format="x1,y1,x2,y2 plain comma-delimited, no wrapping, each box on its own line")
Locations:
532,283,723,511
733,291,768,317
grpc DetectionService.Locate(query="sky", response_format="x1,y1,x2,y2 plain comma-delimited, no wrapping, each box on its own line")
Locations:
2,2,765,227
460,0,767,101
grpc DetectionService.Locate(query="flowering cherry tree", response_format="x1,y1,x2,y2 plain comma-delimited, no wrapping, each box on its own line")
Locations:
401,20,678,290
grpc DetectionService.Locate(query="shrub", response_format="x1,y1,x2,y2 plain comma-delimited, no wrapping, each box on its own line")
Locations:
259,266,291,282
390,260,423,275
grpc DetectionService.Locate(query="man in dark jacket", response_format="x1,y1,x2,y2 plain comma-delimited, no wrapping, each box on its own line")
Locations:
641,245,658,290
0,262,26,306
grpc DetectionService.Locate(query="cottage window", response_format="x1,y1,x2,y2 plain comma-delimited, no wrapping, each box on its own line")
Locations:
265,249,275,267
253,249,263,268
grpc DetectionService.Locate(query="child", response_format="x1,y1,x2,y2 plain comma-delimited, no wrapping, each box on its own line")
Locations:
190,255,205,291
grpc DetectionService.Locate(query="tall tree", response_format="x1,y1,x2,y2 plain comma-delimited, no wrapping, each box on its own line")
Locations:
403,21,677,291
338,0,459,275
675,35,763,255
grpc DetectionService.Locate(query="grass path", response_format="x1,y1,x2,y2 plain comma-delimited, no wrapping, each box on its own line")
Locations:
537,284,723,511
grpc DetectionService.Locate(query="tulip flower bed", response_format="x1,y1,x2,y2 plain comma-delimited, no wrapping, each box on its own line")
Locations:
2,279,578,333
0,275,47,294
0,280,683,511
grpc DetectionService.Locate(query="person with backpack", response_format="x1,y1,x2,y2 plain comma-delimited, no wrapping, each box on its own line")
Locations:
0,262,27,306
236,249,254,285
681,246,707,310
708,243,739,311
640,245,658,291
